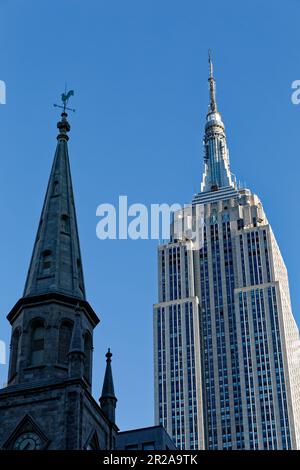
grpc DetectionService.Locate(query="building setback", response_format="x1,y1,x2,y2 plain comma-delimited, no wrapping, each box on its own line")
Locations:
153,56,300,450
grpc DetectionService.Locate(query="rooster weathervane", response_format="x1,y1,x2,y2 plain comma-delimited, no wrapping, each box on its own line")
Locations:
54,87,75,113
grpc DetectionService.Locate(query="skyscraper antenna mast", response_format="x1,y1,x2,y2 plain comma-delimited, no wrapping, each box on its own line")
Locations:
208,49,213,77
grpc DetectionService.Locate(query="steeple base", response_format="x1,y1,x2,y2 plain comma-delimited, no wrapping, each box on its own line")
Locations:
0,377,118,450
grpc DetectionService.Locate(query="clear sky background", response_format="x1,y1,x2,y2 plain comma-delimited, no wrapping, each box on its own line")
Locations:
0,0,300,431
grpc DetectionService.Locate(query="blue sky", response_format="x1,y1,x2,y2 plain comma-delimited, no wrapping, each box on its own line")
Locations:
0,0,300,431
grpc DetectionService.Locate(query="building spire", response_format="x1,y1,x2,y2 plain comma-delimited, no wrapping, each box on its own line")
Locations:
100,349,117,424
200,53,236,193
208,50,217,113
23,91,86,299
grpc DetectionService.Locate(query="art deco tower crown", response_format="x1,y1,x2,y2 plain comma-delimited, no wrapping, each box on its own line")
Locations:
201,52,236,193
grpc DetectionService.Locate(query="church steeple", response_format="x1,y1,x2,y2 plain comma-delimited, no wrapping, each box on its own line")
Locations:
201,52,236,193
0,95,119,451
23,107,86,299
6,93,99,389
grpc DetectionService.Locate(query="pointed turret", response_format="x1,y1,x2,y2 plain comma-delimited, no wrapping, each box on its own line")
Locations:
23,110,86,299
100,349,117,424
201,52,236,193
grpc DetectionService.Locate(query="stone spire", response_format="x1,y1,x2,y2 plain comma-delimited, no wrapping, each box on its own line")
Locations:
23,109,86,299
100,349,117,424
201,52,236,193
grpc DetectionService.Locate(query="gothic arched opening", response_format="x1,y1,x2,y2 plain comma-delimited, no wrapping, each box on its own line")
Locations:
58,320,73,365
30,320,45,366
84,332,92,383
9,328,21,379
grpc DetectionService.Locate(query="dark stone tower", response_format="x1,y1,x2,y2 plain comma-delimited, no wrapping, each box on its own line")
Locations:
0,108,118,450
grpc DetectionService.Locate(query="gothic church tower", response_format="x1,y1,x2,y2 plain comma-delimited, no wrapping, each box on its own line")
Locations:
0,108,118,450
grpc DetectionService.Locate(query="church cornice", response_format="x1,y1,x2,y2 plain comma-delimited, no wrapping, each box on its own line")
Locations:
7,292,100,328
0,376,119,432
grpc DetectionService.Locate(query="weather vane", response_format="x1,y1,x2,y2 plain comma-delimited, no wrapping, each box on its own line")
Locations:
54,86,75,113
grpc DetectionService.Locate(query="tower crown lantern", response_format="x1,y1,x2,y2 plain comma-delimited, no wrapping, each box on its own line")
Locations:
200,52,236,193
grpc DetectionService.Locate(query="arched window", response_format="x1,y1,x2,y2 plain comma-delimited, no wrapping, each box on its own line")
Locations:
41,249,52,275
52,180,59,196
77,259,84,294
84,332,92,382
58,321,73,365
61,214,70,234
30,321,45,366
9,328,20,378
86,432,100,450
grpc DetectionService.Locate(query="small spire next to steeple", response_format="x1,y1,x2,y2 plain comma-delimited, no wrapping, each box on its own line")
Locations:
100,349,117,424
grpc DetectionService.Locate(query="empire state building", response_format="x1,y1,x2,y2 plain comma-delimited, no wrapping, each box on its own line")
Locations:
153,56,300,450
